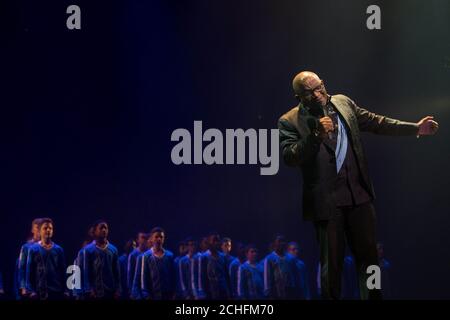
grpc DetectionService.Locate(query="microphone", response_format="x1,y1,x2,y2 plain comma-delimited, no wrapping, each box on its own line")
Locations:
307,117,318,133
322,104,335,140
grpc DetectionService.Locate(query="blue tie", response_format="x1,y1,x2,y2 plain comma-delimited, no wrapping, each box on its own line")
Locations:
335,115,348,174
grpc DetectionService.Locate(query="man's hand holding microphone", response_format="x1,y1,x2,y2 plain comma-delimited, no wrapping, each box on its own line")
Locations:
318,116,334,139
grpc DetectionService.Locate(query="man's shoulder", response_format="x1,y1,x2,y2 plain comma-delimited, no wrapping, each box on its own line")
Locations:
107,243,119,254
264,252,276,261
230,258,241,267
331,94,354,106
83,243,95,252
28,243,40,252
279,105,300,123
52,243,64,252
179,255,190,263
129,249,141,258
143,249,153,258
164,249,174,258
21,241,35,251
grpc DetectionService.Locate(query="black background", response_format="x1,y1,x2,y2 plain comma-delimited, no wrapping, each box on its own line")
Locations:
1,0,449,299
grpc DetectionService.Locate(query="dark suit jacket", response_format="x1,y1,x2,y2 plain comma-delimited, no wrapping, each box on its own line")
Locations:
278,94,419,221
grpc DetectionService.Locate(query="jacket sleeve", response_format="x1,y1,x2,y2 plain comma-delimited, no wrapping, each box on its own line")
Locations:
127,254,134,293
349,98,419,136
81,249,93,295
113,251,121,294
131,255,143,299
278,118,322,167
18,245,29,290
197,255,207,299
25,248,35,293
59,248,68,295
191,256,200,299
141,255,151,299
263,258,272,298
237,265,247,299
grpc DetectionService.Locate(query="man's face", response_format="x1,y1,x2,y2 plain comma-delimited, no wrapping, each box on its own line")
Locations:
40,223,53,240
209,235,221,251
246,248,258,263
288,244,299,258
186,241,197,255
32,223,40,241
179,243,187,255
137,233,148,247
200,238,208,252
95,223,109,239
299,77,328,108
221,241,232,254
274,237,287,252
151,232,165,248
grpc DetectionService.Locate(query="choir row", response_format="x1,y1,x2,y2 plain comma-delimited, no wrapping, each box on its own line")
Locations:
9,217,390,300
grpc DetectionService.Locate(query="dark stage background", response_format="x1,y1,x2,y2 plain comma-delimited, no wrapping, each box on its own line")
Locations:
1,0,449,299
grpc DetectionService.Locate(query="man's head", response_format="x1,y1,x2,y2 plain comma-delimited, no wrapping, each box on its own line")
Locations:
235,242,246,261
150,227,165,249
124,238,137,255
30,218,43,242
207,232,221,252
287,241,300,258
178,240,187,256
200,237,209,253
245,244,258,264
184,237,197,256
221,237,232,255
136,232,149,250
272,234,288,254
90,220,109,241
292,71,328,108
38,218,54,242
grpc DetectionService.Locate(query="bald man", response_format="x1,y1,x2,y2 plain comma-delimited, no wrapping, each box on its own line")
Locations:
278,71,438,300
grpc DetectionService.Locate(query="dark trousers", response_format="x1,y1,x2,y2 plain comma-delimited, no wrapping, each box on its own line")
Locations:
315,201,382,300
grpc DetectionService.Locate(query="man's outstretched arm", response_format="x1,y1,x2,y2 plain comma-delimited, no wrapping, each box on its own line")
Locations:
348,97,439,136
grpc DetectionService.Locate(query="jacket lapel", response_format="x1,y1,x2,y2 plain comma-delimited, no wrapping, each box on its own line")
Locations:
330,95,354,132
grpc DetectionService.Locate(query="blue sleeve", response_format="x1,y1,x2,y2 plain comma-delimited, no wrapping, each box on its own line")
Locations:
168,255,176,296
141,255,151,299
229,262,235,297
237,265,247,299
81,249,92,295
18,245,29,290
131,255,143,299
177,259,188,298
73,250,84,297
191,256,199,299
197,255,207,299
58,248,67,294
25,247,35,293
127,254,136,294
112,251,121,294
263,258,271,297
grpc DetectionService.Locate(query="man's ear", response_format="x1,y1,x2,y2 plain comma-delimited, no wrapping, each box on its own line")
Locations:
295,94,300,102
